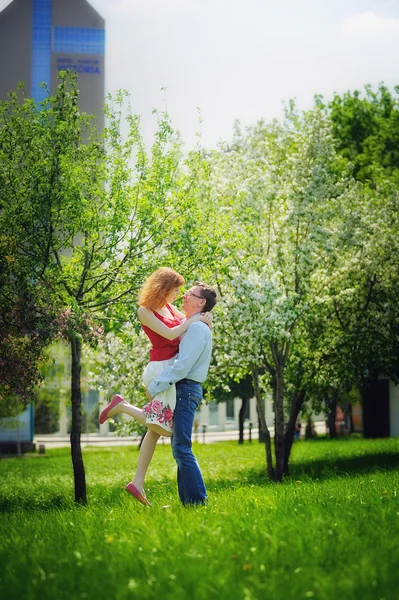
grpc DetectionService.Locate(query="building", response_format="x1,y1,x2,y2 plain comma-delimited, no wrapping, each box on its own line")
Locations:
0,0,105,127
0,405,35,453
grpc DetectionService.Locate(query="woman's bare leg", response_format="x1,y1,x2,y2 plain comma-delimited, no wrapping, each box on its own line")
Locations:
106,397,172,500
131,429,161,496
108,398,172,437
107,399,147,425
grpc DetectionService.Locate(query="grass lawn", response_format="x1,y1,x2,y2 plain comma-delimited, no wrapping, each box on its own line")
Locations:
1,436,399,600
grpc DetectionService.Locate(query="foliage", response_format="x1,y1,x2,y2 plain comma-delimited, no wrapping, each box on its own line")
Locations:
0,71,219,502
0,277,57,407
309,85,399,405
87,324,150,437
0,71,190,344
317,83,399,184
207,106,367,478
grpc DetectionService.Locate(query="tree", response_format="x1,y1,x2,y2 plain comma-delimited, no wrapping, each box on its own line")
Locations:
313,85,399,426
0,73,199,503
0,260,55,453
0,237,59,407
1,72,226,501
209,107,366,480
317,84,399,185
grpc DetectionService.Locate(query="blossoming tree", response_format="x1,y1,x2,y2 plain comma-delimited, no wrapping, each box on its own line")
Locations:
209,107,367,480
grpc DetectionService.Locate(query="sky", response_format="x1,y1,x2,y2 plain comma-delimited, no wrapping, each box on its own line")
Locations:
1,0,399,148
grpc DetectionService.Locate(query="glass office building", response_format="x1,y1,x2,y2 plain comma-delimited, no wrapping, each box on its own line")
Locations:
0,0,105,127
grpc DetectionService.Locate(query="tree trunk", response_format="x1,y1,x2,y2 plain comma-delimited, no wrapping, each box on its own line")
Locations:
283,389,306,475
257,404,266,443
70,337,87,504
14,398,22,459
305,416,316,439
274,357,285,482
326,396,337,439
345,401,354,434
238,397,248,444
252,367,275,480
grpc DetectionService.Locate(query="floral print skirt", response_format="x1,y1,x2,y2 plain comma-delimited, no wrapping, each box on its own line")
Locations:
142,357,176,435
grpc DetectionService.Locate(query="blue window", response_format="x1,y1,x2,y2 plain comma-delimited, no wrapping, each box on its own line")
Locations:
31,0,52,103
53,27,105,55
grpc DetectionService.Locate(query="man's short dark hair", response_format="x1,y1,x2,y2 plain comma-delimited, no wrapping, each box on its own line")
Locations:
194,281,218,312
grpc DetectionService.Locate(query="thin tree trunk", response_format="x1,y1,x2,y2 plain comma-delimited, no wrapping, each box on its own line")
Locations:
238,397,248,444
252,367,275,480
274,356,285,482
305,415,316,439
257,404,266,443
15,399,22,459
70,337,87,504
345,401,354,434
283,389,306,475
326,396,337,439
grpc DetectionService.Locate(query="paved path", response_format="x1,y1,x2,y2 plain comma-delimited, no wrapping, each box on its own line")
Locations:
35,421,327,449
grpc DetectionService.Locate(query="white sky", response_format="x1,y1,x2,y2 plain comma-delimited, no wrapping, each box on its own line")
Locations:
1,0,399,148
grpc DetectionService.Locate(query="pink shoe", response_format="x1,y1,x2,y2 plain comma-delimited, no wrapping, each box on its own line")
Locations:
99,394,124,424
125,482,151,507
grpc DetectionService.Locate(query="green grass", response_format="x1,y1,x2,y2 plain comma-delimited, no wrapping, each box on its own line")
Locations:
1,437,399,600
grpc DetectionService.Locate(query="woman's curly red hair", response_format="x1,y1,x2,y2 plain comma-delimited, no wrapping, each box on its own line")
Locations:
138,268,185,310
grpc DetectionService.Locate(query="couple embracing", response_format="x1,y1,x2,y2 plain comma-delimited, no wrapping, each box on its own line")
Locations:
99,268,217,507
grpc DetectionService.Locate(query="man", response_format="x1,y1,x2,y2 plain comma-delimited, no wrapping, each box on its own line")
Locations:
146,281,217,505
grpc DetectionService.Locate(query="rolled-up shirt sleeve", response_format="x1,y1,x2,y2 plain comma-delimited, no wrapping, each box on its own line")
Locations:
147,323,207,397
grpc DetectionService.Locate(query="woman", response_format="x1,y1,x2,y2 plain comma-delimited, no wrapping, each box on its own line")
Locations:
99,267,211,506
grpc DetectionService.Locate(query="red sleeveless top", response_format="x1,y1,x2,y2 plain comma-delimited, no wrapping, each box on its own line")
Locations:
142,304,182,361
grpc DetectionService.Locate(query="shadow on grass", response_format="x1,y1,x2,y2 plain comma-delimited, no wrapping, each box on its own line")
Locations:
287,450,399,480
205,450,399,492
0,479,179,514
0,494,74,514
1,449,398,513
0,485,136,514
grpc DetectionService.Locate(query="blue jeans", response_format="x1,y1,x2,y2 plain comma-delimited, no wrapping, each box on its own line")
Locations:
172,380,207,505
